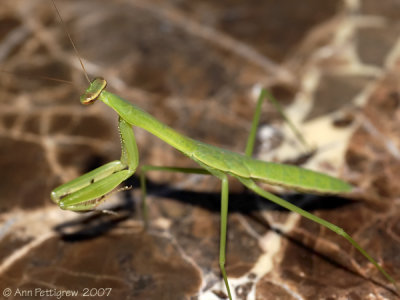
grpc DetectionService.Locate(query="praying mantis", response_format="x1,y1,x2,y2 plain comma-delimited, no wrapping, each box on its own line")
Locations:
46,1,399,299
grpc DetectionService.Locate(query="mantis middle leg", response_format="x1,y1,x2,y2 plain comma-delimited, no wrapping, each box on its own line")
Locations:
139,165,232,298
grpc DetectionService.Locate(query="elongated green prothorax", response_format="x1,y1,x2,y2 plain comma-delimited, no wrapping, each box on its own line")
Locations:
80,77,107,105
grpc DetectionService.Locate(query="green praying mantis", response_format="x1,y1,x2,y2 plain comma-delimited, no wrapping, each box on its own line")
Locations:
48,1,398,299
51,78,399,298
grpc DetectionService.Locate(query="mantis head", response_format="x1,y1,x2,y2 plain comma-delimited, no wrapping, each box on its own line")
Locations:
80,77,107,105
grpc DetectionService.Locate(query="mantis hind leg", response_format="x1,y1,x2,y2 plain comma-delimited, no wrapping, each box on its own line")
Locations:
236,176,399,292
244,88,309,157
245,89,266,157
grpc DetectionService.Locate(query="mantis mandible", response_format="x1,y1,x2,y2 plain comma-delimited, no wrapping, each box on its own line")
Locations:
48,1,398,299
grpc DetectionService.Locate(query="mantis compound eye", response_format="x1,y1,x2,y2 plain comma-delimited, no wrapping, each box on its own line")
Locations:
80,77,107,105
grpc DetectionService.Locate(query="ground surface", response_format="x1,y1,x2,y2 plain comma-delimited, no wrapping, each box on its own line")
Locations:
0,0,400,299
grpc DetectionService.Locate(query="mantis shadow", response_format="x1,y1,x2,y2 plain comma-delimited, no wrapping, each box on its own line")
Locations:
53,190,135,241
128,174,353,214
52,175,395,294
54,173,353,240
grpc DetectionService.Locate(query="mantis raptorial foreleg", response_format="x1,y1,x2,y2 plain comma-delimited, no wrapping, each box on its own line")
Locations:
51,117,138,211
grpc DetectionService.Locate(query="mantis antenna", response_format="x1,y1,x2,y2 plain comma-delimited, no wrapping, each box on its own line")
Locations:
50,0,91,83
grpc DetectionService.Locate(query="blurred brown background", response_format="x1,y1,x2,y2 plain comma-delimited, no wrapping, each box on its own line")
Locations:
0,0,399,299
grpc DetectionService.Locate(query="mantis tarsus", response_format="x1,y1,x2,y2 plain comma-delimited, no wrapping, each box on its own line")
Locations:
48,1,398,299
